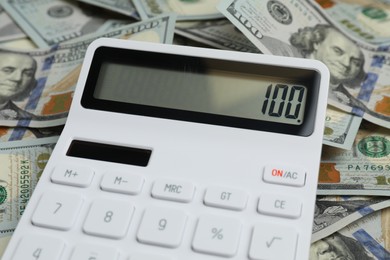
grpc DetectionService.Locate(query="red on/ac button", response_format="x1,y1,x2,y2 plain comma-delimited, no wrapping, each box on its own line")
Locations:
263,165,306,187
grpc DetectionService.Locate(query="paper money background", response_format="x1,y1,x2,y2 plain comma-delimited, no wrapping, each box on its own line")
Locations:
0,0,389,259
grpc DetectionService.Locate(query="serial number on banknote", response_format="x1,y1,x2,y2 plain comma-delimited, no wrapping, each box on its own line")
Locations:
347,164,390,171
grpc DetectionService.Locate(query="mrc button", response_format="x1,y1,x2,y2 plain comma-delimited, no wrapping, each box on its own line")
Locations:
263,165,306,187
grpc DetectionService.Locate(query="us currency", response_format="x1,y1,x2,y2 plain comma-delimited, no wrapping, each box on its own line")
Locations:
310,208,390,259
0,137,58,256
175,19,261,53
0,5,25,42
133,0,223,21
66,14,176,44
318,120,390,196
0,15,176,128
96,19,134,33
323,106,362,149
218,0,390,129
0,38,37,50
312,196,390,242
309,0,390,48
77,0,139,18
0,126,63,142
2,0,119,48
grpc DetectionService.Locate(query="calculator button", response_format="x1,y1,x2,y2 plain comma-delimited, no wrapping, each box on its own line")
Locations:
32,190,83,230
151,179,195,203
83,198,134,239
101,171,144,195
249,222,298,260
263,165,306,187
257,193,302,218
51,164,94,187
137,206,187,248
192,215,242,257
12,234,65,260
204,186,248,211
71,243,120,260
129,253,174,260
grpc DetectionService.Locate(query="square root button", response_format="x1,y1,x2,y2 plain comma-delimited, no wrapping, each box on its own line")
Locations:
263,165,306,187
249,222,298,260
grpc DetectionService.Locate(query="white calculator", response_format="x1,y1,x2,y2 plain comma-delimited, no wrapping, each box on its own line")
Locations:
3,38,329,260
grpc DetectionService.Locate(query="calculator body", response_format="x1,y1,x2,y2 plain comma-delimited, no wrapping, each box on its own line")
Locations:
4,38,329,260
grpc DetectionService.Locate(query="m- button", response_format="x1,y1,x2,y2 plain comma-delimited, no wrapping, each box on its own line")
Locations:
263,165,306,187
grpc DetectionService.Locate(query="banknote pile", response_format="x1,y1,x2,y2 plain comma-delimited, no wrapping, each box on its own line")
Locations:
0,0,389,259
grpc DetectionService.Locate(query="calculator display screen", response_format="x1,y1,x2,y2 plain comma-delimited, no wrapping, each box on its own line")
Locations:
82,47,321,136
94,62,307,125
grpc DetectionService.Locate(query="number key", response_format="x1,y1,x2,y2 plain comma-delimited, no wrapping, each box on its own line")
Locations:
83,198,135,239
12,234,65,260
137,206,187,248
32,190,83,230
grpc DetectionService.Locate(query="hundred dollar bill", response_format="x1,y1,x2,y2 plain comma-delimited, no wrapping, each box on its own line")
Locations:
218,0,390,129
318,120,390,196
133,0,223,21
312,196,390,242
175,19,261,53
309,0,390,48
323,106,362,149
310,208,390,259
0,5,25,42
217,0,328,56
77,0,139,18
2,0,117,48
96,19,135,33
0,137,58,256
0,38,37,50
0,126,63,142
0,15,176,128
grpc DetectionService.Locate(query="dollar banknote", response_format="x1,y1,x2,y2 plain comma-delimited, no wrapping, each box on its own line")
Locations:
318,120,390,196
323,106,362,149
0,126,63,142
96,19,135,33
310,208,390,259
0,137,58,256
175,19,261,53
2,0,123,48
77,0,139,18
218,0,390,129
0,15,176,128
0,5,25,42
312,196,390,242
309,0,390,48
133,0,223,21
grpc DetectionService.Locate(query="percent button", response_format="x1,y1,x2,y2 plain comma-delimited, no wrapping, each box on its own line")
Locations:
192,215,242,257
212,228,223,239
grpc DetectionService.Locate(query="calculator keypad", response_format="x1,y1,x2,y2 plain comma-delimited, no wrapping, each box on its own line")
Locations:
14,163,305,259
